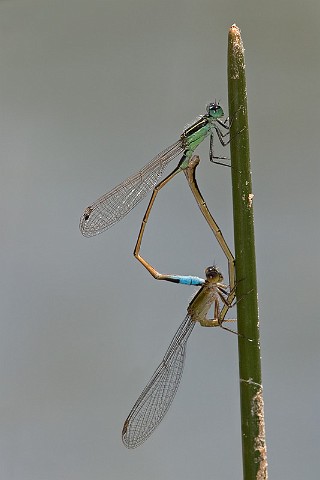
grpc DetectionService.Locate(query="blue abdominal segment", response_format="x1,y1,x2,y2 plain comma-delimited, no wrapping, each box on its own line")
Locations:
167,275,205,286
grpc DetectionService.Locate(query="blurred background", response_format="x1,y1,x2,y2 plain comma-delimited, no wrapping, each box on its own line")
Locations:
1,1,319,478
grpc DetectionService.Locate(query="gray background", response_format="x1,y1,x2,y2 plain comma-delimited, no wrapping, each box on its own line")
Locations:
1,1,319,479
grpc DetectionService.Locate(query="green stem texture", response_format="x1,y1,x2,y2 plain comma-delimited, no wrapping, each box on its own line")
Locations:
227,24,268,480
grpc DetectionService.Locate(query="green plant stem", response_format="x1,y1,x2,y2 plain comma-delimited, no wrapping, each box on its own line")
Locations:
227,25,268,479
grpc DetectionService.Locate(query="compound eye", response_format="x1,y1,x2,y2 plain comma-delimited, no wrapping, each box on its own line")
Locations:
206,103,223,119
205,265,223,282
205,265,217,277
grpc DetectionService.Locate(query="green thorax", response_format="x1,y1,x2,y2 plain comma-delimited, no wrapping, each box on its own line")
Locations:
178,102,225,170
179,116,211,169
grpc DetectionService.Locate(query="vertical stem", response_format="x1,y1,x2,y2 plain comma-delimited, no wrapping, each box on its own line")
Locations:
227,25,268,479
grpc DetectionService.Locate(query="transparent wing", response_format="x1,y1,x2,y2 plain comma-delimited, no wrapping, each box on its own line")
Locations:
122,314,196,449
80,140,184,236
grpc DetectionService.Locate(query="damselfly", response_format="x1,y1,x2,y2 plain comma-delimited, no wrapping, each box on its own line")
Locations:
122,155,236,448
80,103,231,237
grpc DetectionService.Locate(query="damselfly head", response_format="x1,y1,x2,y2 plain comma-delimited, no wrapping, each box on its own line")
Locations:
205,265,223,283
206,102,224,120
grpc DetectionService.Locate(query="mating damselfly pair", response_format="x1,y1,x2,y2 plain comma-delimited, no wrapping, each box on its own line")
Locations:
80,103,237,448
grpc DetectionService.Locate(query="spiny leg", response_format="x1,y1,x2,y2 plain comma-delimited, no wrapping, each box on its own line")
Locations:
198,291,238,335
209,103,245,163
209,127,244,163
210,132,230,162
